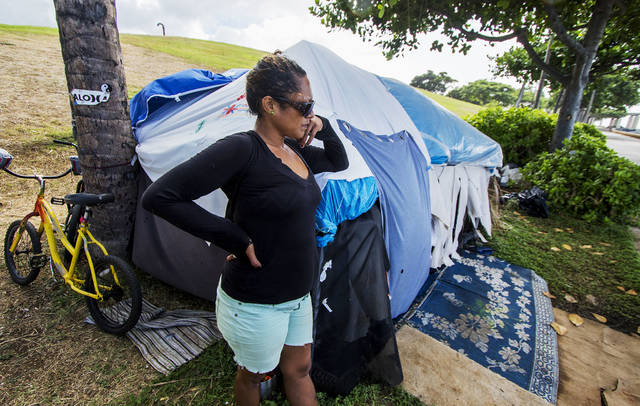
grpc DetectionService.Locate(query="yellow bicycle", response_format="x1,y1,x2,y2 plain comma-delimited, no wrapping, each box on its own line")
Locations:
1,142,142,335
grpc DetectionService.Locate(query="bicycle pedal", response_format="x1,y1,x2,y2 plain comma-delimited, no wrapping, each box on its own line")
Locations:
50,197,66,205
30,254,48,269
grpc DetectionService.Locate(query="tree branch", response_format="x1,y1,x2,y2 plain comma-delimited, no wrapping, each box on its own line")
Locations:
516,30,569,85
543,2,585,55
590,61,638,78
457,26,519,42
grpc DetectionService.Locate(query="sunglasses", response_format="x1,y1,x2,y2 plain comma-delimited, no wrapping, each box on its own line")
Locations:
272,96,315,117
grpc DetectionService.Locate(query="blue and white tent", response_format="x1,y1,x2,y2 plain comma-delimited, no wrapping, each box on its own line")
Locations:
131,40,502,318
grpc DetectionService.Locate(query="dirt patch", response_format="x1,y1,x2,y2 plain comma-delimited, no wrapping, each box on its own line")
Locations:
554,308,640,406
0,31,204,405
397,325,551,406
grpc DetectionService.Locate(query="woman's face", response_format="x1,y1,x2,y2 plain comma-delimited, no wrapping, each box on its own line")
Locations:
272,75,314,141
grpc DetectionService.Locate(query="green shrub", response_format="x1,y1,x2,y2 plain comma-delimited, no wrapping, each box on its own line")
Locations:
522,131,640,224
466,107,608,168
465,107,555,166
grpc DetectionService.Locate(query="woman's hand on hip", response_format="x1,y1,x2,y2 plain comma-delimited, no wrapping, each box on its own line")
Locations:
226,243,262,268
299,115,323,148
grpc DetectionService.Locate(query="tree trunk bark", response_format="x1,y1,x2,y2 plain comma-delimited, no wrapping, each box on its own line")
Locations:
534,37,553,109
584,89,596,123
515,81,526,107
549,0,614,151
53,0,137,258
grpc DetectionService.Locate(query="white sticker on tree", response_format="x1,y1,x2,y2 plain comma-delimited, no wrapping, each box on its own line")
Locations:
71,84,111,105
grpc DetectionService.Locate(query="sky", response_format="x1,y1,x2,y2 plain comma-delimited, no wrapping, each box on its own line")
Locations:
2,0,522,88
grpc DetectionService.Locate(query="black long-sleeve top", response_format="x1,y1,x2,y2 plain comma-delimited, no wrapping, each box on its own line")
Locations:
142,116,348,304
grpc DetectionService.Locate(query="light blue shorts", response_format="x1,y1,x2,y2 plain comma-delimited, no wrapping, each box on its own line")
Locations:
215,283,313,374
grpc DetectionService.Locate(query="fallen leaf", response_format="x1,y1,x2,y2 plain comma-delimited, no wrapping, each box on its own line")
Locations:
609,260,617,264
514,211,522,216
599,242,611,247
550,246,561,252
585,294,598,305
554,228,564,232
568,313,584,326
626,289,637,296
550,322,567,335
562,244,572,250
592,313,607,323
592,252,604,255
543,291,556,299
564,294,578,303
617,286,627,292
580,244,592,249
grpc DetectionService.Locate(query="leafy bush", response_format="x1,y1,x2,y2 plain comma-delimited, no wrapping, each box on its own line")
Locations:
522,131,640,224
465,107,555,166
466,107,607,168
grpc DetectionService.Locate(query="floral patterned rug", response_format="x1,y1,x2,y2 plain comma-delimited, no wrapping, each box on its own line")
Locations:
406,250,559,404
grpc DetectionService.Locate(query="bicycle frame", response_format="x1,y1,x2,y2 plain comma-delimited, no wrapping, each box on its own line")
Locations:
7,179,115,301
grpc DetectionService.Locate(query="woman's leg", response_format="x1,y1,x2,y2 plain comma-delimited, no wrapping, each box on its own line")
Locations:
234,366,266,406
279,343,317,406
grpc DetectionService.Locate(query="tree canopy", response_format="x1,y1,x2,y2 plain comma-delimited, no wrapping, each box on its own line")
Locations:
447,80,516,106
410,70,457,93
492,43,640,118
311,0,640,151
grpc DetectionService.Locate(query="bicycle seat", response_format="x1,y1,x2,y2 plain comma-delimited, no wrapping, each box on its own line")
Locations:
64,193,115,206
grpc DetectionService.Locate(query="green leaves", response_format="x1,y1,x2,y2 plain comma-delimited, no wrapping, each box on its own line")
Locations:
521,128,640,224
466,107,554,166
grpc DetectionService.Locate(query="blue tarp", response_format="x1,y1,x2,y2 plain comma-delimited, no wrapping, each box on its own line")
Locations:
315,177,379,247
379,76,503,167
338,120,431,318
130,68,248,129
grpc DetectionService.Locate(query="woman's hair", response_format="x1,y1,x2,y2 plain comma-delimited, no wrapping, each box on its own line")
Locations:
246,53,307,116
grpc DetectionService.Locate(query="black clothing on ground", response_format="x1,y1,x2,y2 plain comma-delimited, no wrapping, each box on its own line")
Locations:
142,116,348,304
311,204,403,395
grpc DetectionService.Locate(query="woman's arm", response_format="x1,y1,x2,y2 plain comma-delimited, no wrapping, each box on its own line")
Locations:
141,134,253,257
289,116,349,174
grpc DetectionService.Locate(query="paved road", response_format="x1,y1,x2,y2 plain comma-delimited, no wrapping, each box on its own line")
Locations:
602,130,640,165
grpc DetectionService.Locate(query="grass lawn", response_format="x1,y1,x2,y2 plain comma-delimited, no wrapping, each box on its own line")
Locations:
415,88,486,118
111,338,422,406
489,206,640,334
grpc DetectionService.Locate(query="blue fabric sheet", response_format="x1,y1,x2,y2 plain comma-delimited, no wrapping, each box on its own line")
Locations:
130,68,248,129
378,76,503,167
338,120,431,318
315,177,379,247
407,251,559,404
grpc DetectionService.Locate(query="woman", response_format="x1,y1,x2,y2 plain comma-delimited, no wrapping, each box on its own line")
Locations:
142,53,348,406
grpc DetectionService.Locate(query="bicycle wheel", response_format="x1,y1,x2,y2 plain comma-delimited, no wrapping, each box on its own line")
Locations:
84,255,142,335
4,220,43,285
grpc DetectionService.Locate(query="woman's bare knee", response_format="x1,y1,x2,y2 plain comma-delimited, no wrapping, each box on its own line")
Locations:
280,348,312,379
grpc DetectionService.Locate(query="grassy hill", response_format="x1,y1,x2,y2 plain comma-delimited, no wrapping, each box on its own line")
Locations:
0,23,479,119
415,88,486,118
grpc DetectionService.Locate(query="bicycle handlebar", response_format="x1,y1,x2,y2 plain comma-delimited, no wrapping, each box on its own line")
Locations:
3,167,72,180
1,139,78,180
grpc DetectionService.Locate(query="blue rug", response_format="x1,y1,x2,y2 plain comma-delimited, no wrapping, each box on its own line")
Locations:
406,250,559,404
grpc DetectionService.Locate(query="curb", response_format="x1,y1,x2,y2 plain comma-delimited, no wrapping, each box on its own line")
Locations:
609,129,640,140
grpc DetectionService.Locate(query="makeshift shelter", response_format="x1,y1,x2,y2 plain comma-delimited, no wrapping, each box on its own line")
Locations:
131,40,502,319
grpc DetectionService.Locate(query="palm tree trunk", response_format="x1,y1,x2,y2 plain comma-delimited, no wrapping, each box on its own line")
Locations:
53,0,137,258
